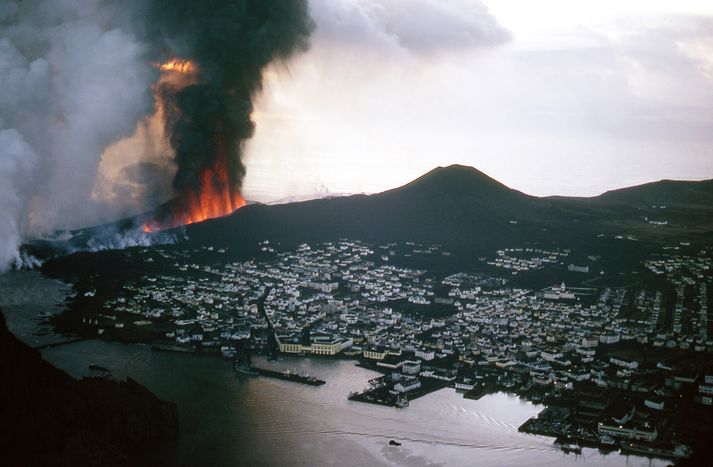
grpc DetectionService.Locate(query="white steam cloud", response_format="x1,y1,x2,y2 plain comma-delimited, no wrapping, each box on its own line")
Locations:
0,0,155,271
0,129,37,269
85,228,184,253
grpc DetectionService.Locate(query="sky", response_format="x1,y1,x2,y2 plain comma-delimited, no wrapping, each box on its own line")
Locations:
242,0,713,201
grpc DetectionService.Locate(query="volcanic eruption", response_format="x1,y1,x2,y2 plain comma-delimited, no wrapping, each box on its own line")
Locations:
0,0,313,271
139,56,247,232
140,0,314,231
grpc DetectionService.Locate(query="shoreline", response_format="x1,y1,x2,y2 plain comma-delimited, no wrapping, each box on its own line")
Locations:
33,333,673,467
40,308,696,465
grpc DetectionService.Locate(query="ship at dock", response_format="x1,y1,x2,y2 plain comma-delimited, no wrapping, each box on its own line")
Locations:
560,443,582,455
619,441,692,460
254,367,326,386
232,345,325,385
232,362,326,386
233,344,259,376
151,342,196,353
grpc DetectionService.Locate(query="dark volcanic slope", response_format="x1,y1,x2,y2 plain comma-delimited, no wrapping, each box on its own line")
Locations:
0,309,178,466
185,165,555,253
31,164,713,262
547,177,713,245
184,164,713,254
597,178,713,207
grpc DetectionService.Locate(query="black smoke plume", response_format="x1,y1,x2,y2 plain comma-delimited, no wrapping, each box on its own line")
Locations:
145,0,314,200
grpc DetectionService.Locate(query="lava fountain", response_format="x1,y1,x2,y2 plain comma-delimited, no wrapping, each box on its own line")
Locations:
132,1,312,233
140,58,246,232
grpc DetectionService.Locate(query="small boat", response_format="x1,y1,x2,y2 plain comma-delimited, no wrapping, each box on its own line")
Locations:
389,440,402,446
561,444,582,455
88,362,112,378
233,361,259,376
88,362,111,373
599,434,616,446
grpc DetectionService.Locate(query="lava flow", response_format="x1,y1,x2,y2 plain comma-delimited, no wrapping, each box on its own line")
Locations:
142,153,246,232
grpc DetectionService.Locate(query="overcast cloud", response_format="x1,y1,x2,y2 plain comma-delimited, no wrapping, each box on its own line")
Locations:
243,0,713,201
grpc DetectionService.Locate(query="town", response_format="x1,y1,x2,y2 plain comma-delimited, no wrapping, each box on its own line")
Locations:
62,239,713,462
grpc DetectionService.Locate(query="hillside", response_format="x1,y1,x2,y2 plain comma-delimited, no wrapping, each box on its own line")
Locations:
0,309,178,466
596,178,713,208
184,165,555,253
28,165,713,263
548,177,713,245
183,165,713,254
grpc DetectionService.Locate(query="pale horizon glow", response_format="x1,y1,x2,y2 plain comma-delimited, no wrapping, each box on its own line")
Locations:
242,0,713,202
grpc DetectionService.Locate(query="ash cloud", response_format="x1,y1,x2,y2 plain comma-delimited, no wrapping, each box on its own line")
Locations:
144,0,314,197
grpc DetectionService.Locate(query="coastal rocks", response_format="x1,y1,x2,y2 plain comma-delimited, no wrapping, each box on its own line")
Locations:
0,309,178,466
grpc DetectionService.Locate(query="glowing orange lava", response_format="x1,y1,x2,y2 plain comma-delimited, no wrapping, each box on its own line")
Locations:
180,158,246,225
142,155,245,232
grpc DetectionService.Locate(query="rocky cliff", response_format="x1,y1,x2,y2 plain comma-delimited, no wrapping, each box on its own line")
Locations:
0,309,178,466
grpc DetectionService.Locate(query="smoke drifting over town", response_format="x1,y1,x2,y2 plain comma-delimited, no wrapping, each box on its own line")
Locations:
0,0,313,270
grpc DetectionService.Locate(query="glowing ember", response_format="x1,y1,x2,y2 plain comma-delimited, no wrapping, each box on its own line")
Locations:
157,58,197,74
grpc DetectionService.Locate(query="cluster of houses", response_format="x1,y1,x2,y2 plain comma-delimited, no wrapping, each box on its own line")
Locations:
88,240,713,454
642,250,712,344
96,242,712,373
487,247,570,273
644,250,711,282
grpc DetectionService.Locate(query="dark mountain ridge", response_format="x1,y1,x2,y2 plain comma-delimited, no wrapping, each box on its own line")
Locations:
181,164,713,254
596,178,713,207
184,166,538,253
29,164,713,263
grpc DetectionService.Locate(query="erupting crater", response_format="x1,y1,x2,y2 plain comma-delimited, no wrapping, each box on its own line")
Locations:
141,154,246,232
